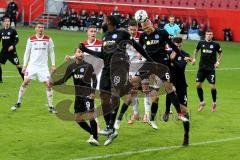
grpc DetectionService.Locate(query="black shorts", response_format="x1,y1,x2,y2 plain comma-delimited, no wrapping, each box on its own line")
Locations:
74,97,94,113
176,85,188,106
0,51,20,65
196,69,215,84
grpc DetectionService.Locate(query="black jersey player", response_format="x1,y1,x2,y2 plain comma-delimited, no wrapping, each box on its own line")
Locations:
163,37,191,146
132,19,189,130
0,16,23,83
192,30,223,112
80,15,153,146
51,48,99,146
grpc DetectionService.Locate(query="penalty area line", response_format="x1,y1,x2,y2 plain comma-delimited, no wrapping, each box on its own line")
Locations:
72,136,240,160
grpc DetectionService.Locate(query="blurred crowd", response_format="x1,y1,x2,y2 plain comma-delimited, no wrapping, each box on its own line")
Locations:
57,5,208,40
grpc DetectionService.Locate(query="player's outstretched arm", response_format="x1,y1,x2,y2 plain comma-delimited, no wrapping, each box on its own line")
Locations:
79,43,103,59
52,65,72,86
131,38,153,62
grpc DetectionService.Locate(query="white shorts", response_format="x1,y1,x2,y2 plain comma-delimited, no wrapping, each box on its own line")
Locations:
24,65,50,82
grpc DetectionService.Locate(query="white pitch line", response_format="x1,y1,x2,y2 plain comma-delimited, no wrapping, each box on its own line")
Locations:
2,67,240,78
72,136,240,160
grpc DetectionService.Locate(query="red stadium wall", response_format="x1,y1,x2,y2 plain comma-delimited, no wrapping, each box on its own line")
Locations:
206,9,240,42
22,0,45,23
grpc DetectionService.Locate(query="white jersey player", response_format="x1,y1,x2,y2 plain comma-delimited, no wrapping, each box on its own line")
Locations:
11,23,57,113
65,25,103,89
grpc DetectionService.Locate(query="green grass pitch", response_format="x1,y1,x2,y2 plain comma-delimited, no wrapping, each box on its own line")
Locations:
0,27,240,160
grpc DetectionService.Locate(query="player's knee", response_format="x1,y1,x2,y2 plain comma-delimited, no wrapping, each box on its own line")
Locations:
196,82,202,88
210,84,216,90
165,83,174,93
180,105,188,114
22,81,29,87
16,65,21,68
75,114,84,122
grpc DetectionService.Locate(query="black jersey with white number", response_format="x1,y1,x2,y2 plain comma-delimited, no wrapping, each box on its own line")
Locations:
196,40,222,70
139,28,181,65
54,61,97,97
0,28,19,53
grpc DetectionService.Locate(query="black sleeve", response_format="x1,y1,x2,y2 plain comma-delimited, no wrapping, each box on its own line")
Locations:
79,43,103,59
13,29,19,47
216,43,222,53
90,64,97,93
173,51,189,69
53,65,73,85
196,41,201,51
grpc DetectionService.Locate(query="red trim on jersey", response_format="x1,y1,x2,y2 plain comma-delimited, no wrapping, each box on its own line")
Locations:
83,39,102,47
30,35,50,42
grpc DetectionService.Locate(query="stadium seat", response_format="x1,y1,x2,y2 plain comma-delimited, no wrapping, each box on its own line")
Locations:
229,0,239,9
220,0,230,9
188,0,198,7
180,0,189,7
196,0,205,8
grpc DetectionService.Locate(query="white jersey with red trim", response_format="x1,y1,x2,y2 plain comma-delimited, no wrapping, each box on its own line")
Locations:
127,31,144,63
82,39,102,55
23,35,55,67
82,39,103,89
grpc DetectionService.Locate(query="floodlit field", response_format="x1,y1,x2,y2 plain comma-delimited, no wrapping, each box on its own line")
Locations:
0,27,240,160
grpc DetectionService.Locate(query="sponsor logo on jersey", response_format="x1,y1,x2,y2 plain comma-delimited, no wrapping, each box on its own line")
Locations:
146,40,159,45
112,34,118,39
202,49,213,54
210,45,214,49
74,74,84,79
80,68,85,73
103,40,116,47
155,34,159,39
2,36,10,39
7,32,10,35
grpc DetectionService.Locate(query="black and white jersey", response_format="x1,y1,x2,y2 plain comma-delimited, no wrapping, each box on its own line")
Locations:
0,27,19,53
196,40,222,70
54,61,97,97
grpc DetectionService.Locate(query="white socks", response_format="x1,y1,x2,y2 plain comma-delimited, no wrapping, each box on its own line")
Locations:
17,85,27,104
132,96,139,115
144,93,151,116
46,88,53,107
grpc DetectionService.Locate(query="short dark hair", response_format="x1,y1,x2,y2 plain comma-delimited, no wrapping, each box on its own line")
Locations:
107,15,118,26
128,20,138,27
205,29,213,33
35,22,44,27
172,37,183,43
2,15,10,21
